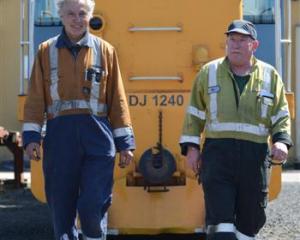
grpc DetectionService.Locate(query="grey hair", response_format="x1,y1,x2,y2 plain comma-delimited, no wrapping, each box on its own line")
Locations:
56,0,95,17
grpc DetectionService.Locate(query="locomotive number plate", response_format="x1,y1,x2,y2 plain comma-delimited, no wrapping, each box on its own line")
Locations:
128,93,186,107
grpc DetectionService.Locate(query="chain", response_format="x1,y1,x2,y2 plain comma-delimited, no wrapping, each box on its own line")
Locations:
158,110,162,147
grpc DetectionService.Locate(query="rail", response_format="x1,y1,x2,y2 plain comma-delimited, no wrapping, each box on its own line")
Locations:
128,26,182,32
129,76,183,81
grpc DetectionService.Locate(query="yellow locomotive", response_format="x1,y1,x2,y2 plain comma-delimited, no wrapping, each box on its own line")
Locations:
18,0,286,238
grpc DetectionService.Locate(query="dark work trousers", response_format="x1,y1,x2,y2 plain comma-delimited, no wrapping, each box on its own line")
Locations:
200,138,268,240
43,114,116,240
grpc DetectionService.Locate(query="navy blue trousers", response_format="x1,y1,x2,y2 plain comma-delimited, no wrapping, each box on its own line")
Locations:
43,115,115,240
200,138,268,240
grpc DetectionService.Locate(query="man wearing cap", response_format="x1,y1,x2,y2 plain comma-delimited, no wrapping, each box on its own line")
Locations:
180,19,292,240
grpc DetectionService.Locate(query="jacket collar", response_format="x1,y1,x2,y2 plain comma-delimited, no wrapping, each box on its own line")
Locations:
56,28,94,49
221,56,258,75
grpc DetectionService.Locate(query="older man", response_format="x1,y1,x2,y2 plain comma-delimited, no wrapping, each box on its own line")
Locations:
22,0,135,239
180,20,292,240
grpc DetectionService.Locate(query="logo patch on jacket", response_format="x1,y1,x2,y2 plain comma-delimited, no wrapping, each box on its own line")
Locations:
208,85,220,94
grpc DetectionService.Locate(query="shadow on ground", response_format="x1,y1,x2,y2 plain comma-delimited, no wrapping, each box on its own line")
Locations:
0,187,54,240
0,187,205,240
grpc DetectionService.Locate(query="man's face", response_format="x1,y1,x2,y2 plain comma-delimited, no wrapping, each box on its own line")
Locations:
60,1,91,42
226,33,259,67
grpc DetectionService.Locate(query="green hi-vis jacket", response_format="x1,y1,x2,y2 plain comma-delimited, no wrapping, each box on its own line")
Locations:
180,57,291,151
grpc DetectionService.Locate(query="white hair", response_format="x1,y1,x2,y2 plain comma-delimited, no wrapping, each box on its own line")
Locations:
56,0,95,17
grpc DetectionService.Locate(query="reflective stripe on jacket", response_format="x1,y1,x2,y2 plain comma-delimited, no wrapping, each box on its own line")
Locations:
180,57,291,145
23,33,134,148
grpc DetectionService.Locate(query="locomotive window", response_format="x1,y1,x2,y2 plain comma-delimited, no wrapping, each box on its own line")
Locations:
34,0,61,26
243,0,274,24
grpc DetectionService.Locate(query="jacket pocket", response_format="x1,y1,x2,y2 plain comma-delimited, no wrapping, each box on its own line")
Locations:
257,90,274,122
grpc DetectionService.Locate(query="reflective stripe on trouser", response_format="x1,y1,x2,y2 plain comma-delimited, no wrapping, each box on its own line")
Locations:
206,223,256,240
200,138,267,239
43,115,115,240
236,230,256,240
206,223,236,240
82,235,102,240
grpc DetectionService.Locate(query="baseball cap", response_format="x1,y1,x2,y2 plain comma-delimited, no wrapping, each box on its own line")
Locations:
225,19,257,40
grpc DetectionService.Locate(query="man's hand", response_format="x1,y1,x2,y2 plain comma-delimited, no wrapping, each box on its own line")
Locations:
119,150,134,168
186,146,201,173
25,142,41,161
0,126,9,139
271,142,288,163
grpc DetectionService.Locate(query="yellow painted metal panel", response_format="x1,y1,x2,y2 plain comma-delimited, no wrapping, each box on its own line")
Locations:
286,88,295,119
93,0,242,234
0,0,22,129
0,0,23,160
287,0,299,160
109,178,205,234
30,159,46,203
29,0,284,235
94,0,242,91
17,95,26,121
269,166,281,201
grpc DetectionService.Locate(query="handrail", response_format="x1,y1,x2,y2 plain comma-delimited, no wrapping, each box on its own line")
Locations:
19,0,34,95
275,0,292,91
29,0,35,85
283,0,292,92
129,26,182,32
275,0,282,77
129,76,183,81
20,0,25,95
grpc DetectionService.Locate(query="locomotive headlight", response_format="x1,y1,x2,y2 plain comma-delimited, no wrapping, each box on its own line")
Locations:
89,15,105,32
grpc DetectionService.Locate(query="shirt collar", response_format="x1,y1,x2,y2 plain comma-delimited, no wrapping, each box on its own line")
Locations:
222,56,257,75
56,28,93,48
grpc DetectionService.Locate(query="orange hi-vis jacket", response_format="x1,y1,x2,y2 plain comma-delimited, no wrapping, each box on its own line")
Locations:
23,32,135,151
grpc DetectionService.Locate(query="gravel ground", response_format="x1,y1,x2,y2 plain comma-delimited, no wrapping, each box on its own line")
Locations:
0,186,54,240
0,170,299,240
257,170,300,240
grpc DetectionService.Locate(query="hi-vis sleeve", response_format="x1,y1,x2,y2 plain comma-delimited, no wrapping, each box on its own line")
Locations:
270,70,292,146
104,43,135,151
22,45,46,146
179,69,208,155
